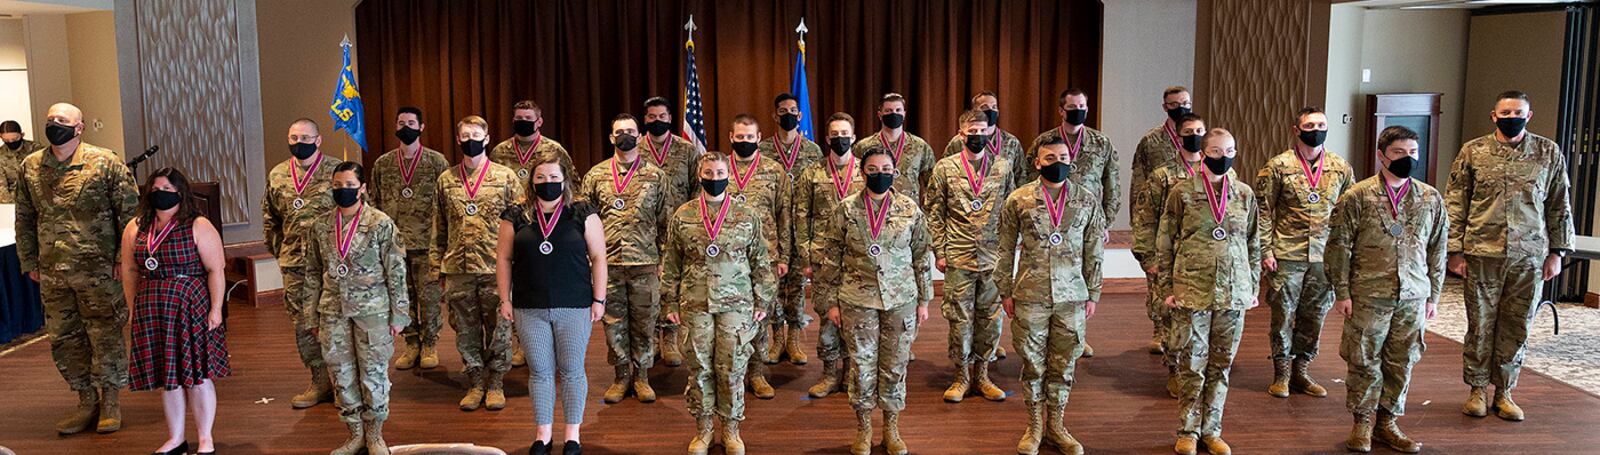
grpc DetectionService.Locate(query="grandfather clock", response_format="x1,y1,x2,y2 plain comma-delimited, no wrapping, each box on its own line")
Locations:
1363,93,1443,184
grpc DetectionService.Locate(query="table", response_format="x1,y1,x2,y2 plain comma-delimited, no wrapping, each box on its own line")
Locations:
0,243,44,344
1537,235,1600,335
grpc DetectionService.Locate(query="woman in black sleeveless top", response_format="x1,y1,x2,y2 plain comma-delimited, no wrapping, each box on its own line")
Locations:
495,151,607,455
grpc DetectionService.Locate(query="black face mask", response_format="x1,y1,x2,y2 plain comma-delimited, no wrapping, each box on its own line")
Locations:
965,134,990,153
701,178,729,197
535,182,564,202
731,141,759,158
1064,109,1089,126
1166,106,1192,124
1386,155,1416,178
45,122,77,146
1204,155,1234,175
865,172,895,194
778,114,800,131
645,120,672,136
1039,162,1070,184
613,134,638,151
1496,116,1527,138
881,113,905,129
289,142,318,160
983,109,1000,126
1298,129,1327,148
459,139,486,158
149,190,182,211
513,119,538,137
395,126,422,145
332,188,361,208
3,139,21,150
1180,134,1204,153
828,137,853,156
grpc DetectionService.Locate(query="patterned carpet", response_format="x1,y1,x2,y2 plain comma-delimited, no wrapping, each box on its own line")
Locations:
1426,278,1600,396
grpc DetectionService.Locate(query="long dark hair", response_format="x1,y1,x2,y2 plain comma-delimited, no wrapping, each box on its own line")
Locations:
137,167,200,234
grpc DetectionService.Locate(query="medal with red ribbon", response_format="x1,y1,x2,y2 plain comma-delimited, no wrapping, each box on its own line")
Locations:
1056,125,1086,173
1297,150,1326,204
334,205,363,277
609,156,642,210
644,135,670,166
459,161,490,216
535,202,563,255
1166,122,1196,177
827,159,856,201
730,150,761,204
397,145,422,199
961,150,992,213
699,194,731,257
289,153,323,210
1203,173,1232,241
513,134,543,179
142,220,178,271
772,134,802,171
1041,182,1069,246
864,191,893,257
1384,179,1411,237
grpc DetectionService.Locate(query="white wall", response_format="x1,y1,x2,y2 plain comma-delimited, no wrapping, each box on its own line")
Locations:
64,11,121,155
0,18,34,138
22,14,69,133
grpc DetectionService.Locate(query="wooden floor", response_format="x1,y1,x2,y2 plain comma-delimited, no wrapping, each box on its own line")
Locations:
3,291,1599,454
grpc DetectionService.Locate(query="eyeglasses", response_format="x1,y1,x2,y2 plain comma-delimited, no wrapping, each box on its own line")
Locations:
288,134,319,142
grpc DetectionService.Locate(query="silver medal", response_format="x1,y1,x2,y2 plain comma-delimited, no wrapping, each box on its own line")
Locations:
1307,192,1321,204
466,203,479,216
144,257,159,271
970,199,984,212
1049,232,1063,246
1390,223,1404,237
706,244,721,257
613,198,626,210
868,243,883,257
734,194,747,204
1212,226,1228,240
292,198,306,210
336,263,350,277
401,187,414,199
518,168,529,179
539,240,553,255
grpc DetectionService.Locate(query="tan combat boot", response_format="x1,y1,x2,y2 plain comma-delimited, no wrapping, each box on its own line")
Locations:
943,364,971,403
722,419,745,455
1174,435,1198,455
459,370,486,411
1462,386,1488,417
394,343,420,370
660,327,684,367
1345,411,1373,453
882,410,908,455
1201,435,1232,455
1081,342,1094,358
975,362,1006,402
765,325,785,364
1045,403,1083,454
687,416,714,455
1375,408,1420,453
997,345,1008,359
1494,389,1524,421
1268,359,1291,398
292,368,334,409
365,418,391,455
484,372,507,410
55,389,98,435
95,387,121,433
1148,331,1165,354
808,360,842,398
851,409,873,455
1167,373,1183,399
1291,359,1327,397
634,369,657,403
784,327,808,365
603,366,631,404
749,373,776,399
511,343,526,367
1017,402,1044,455
419,343,440,369
331,421,365,455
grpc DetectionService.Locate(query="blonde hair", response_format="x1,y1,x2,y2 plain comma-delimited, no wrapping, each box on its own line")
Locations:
456,115,489,132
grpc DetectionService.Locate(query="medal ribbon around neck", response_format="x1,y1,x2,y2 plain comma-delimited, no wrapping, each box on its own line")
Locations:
699,193,732,246
878,130,908,165
535,201,564,243
961,149,992,199
827,159,856,200
1056,124,1087,164
1385,178,1411,223
644,135,670,166
1203,173,1232,230
1166,123,1196,176
459,160,490,201
1041,183,1070,230
397,145,423,187
1297,149,1325,192
772,134,802,170
611,155,642,197
731,150,761,191
291,153,324,196
335,205,364,263
514,133,544,166
865,191,893,242
145,219,179,260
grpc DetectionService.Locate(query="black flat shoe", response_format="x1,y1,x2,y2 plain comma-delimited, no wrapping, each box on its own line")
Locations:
562,440,581,455
529,440,550,455
154,441,188,455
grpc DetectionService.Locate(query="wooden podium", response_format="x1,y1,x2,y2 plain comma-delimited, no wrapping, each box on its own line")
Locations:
1363,93,1443,184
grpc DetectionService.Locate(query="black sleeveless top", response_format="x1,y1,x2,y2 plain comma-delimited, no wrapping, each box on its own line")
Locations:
502,202,597,309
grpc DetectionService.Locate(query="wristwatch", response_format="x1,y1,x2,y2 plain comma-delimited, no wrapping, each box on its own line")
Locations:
593,297,607,306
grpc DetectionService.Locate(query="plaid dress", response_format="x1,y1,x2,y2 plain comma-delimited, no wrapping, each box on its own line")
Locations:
130,220,231,391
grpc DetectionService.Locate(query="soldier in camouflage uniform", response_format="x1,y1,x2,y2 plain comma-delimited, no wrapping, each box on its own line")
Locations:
1445,91,1574,422
1327,126,1446,454
817,146,932,455
371,107,449,371
16,103,139,434
489,100,572,369
263,118,344,409
1026,88,1120,358
580,114,671,404
927,110,1016,403
761,93,823,366
1134,115,1227,399
941,91,1029,189
434,115,525,412
793,112,866,398
1255,107,1355,399
996,136,1107,455
1,120,47,204
723,114,792,399
1155,129,1260,455
640,96,702,368
1131,86,1194,354
662,152,776,455
851,93,936,204
306,162,411,455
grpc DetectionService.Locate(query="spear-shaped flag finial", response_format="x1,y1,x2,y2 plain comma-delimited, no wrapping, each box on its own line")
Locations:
796,17,808,46
685,15,698,45
340,34,351,48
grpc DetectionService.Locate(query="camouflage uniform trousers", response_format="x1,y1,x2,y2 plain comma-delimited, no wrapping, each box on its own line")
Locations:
400,250,443,349
683,308,757,421
445,273,513,376
1140,259,1175,369
1170,308,1245,438
604,265,659,374
810,284,844,363
1340,297,1426,415
1462,254,1542,390
39,268,128,391
842,303,918,412
770,272,810,330
319,313,395,424
1011,299,1087,407
281,267,328,377
1266,260,1333,362
943,268,1002,366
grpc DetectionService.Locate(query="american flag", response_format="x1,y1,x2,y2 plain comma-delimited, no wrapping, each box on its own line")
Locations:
681,35,708,153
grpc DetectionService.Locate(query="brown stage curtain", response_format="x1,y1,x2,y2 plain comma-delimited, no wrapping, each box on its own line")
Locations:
354,0,1101,173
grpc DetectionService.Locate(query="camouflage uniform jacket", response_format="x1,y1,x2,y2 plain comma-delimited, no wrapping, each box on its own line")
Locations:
662,197,776,315
490,134,576,188
791,158,865,272
994,181,1106,303
941,129,1028,188
305,205,412,325
0,139,46,204
263,154,343,268
1255,149,1356,262
579,156,671,266
1326,177,1448,302
1131,123,1183,207
1155,174,1261,311
641,133,700,212
925,151,1017,272
16,143,139,272
370,145,449,251
1445,132,1574,258
1027,125,1121,219
851,131,936,204
815,192,934,311
431,160,524,275
726,154,792,265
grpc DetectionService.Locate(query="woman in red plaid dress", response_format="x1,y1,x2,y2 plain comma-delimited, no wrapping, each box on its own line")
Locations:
119,168,229,455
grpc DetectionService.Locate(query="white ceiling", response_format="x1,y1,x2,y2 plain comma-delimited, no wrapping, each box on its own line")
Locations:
0,0,110,17
1340,0,1590,9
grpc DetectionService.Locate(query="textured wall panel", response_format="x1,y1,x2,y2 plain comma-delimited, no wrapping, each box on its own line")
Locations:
132,0,251,225
1199,0,1313,186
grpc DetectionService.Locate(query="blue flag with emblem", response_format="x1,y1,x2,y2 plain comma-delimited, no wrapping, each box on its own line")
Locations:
329,36,367,152
791,18,814,141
